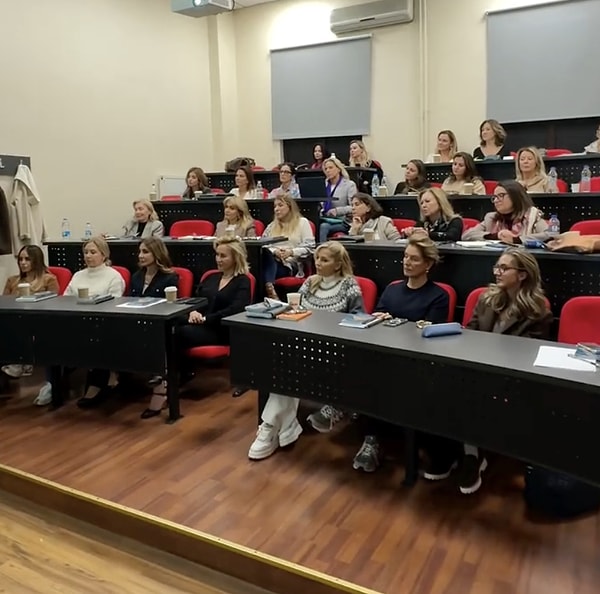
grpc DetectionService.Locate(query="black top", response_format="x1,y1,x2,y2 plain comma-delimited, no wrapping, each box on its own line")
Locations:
415,216,463,242
394,181,430,195
473,145,511,160
355,160,384,196
135,222,147,237
197,273,251,327
130,269,179,298
374,280,449,323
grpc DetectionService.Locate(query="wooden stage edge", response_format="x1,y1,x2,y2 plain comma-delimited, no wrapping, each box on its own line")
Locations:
0,463,380,594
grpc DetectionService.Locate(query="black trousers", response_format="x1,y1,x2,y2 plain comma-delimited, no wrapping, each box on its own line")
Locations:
86,368,110,390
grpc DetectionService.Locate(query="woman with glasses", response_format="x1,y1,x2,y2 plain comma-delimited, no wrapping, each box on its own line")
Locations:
422,248,552,495
461,180,549,243
268,163,301,199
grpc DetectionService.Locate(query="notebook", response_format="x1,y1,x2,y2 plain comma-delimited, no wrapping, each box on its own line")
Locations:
338,313,383,329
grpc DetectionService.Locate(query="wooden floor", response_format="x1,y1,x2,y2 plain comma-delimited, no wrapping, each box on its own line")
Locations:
0,491,272,594
1,370,600,594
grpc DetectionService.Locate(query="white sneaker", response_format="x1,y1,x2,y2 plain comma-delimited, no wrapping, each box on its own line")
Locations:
33,382,52,406
279,418,302,447
248,423,279,460
2,364,25,378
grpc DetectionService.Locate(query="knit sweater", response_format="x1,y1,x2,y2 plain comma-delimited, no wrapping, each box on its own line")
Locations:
298,275,364,313
64,265,125,297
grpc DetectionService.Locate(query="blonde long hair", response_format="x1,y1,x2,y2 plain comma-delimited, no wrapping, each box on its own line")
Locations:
213,236,249,275
515,146,547,180
419,188,458,223
222,195,253,229
139,237,174,274
322,157,350,180
133,199,159,222
306,242,354,293
269,194,303,241
349,139,370,168
482,248,548,320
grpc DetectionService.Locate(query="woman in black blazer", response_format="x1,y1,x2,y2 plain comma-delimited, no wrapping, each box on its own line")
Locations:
130,238,178,297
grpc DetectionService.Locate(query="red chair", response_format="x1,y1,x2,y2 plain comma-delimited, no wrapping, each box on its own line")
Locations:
308,220,316,236
210,188,225,194
254,220,265,236
390,280,456,322
186,270,256,362
252,166,266,171
112,266,131,295
356,276,378,314
170,220,215,237
172,266,194,298
47,266,72,295
570,220,600,235
558,297,600,345
273,276,303,294
590,177,600,192
462,218,480,233
430,182,443,188
483,180,497,195
392,218,416,234
545,149,572,157
161,195,180,201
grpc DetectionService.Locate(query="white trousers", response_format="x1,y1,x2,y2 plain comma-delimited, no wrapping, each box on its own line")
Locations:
261,393,299,430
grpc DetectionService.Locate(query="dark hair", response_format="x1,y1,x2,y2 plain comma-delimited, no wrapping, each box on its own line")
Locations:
235,166,256,190
406,159,427,188
352,192,383,221
493,180,536,220
278,162,296,175
183,167,210,198
449,151,480,182
17,245,47,279
313,143,330,162
479,119,507,147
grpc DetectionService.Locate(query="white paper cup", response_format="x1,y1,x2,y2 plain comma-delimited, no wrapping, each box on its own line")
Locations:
571,183,580,193
286,292,302,310
225,225,236,238
193,191,203,199
378,185,388,197
165,286,178,302
432,154,441,163
462,182,474,195
17,283,31,297
363,229,376,243
77,287,90,299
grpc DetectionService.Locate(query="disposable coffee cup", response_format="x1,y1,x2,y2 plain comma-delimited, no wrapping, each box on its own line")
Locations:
225,225,236,238
432,154,441,163
363,229,376,243
378,185,388,197
571,183,580,193
286,292,302,311
193,191,203,199
77,287,90,299
165,286,178,302
462,182,474,195
17,283,31,297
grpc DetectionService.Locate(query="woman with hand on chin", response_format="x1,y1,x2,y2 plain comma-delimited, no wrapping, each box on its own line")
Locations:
268,163,301,199
141,237,251,419
461,180,549,244
348,193,400,240
121,200,164,238
230,166,256,200
402,188,463,242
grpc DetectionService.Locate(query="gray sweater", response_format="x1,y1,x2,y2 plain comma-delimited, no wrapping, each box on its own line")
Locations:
298,275,364,313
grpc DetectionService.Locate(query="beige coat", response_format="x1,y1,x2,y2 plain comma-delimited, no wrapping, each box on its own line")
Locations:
441,177,486,195
517,175,555,194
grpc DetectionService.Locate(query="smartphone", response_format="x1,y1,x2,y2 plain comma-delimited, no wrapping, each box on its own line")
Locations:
383,318,408,327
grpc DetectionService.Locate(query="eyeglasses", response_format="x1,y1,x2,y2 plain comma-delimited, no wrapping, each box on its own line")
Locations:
280,170,292,174
493,265,524,274
491,192,508,203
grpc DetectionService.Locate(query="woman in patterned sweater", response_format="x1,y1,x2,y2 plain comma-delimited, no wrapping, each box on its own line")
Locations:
248,242,364,460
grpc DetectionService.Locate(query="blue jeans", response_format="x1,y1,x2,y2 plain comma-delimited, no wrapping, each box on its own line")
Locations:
263,250,295,284
319,221,348,243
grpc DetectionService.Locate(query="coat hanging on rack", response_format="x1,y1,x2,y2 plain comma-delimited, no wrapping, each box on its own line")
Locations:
0,186,11,255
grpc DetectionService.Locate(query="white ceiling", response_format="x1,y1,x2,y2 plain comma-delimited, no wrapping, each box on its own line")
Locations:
233,0,280,8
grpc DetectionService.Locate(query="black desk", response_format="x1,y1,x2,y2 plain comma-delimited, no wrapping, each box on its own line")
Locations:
378,193,600,232
225,311,600,487
423,154,600,184
0,296,197,422
153,197,323,236
343,242,600,319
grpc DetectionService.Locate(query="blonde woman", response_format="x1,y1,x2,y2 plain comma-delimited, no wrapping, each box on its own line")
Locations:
425,130,458,163
403,188,463,242
349,139,384,196
121,200,164,238
249,242,365,460
348,193,400,240
320,157,358,242
515,147,555,193
441,152,486,195
262,194,315,299
215,196,256,238
473,119,510,160
423,248,552,495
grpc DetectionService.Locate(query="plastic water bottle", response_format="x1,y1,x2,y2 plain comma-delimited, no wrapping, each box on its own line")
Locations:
61,218,71,239
256,181,264,199
580,165,591,192
371,174,380,197
149,183,157,201
548,213,560,236
548,167,558,192
84,222,93,240
331,152,337,160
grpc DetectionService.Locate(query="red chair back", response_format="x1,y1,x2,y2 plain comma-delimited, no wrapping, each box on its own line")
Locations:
590,177,600,192
558,297,600,345
170,220,215,237
161,195,180,201
47,266,72,295
355,276,378,314
210,188,225,194
112,266,131,295
254,220,266,236
430,182,443,188
172,266,194,298
462,218,480,233
556,179,568,193
392,218,416,234
463,287,487,326
252,166,266,171
483,180,497,195
308,220,316,236
200,269,256,300
545,149,572,157
389,280,456,322
570,220,600,235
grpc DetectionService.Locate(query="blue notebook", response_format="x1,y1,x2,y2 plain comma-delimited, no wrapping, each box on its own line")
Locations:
339,313,383,329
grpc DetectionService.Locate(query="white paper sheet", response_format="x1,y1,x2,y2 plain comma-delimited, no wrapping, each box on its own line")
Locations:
533,345,597,372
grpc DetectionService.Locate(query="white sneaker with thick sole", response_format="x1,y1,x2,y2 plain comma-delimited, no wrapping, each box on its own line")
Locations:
248,423,279,460
2,364,26,378
279,418,302,447
33,382,52,406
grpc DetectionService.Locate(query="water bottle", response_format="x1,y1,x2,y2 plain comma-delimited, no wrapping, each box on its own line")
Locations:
84,222,93,240
371,174,380,197
331,152,337,160
548,213,560,236
256,181,264,199
548,167,558,192
580,165,591,192
61,218,71,239
149,183,157,201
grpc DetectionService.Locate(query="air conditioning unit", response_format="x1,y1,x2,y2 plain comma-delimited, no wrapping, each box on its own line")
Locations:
171,0,233,18
330,0,414,35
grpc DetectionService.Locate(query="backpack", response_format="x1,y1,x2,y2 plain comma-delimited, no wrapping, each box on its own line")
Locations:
224,157,256,172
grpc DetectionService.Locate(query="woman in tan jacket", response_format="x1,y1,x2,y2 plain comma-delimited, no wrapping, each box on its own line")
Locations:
515,146,556,193
215,196,257,238
441,152,486,195
348,193,400,240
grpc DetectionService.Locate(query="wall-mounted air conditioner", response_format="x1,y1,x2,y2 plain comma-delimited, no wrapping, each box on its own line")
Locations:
330,0,414,35
171,0,233,18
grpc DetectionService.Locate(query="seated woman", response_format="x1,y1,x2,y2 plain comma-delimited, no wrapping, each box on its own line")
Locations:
425,130,457,163
142,237,252,418
63,237,126,409
461,180,549,244
268,163,301,199
319,157,358,242
310,143,330,169
441,152,486,195
121,200,164,238
515,146,556,193
349,139,384,196
402,188,463,242
473,119,510,160
1,245,59,390
182,167,211,198
230,166,256,200
584,123,600,153
130,237,179,297
348,193,400,240
394,159,430,194
248,242,365,460
215,196,257,238
423,248,552,495
308,236,449,472
261,194,315,299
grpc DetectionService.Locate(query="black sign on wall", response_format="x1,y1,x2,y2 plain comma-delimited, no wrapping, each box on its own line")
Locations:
0,155,32,177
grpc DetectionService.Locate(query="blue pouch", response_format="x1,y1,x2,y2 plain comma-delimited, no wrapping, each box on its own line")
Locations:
421,322,463,338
